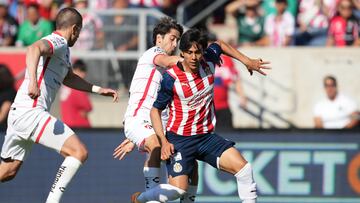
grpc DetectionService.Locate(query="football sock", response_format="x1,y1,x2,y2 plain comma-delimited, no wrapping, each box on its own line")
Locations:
235,163,257,203
143,167,161,203
45,156,82,203
137,184,186,202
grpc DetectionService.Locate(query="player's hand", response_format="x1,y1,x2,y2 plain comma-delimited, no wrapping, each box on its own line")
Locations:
161,141,174,160
113,139,135,160
28,80,40,99
98,88,119,102
245,58,271,76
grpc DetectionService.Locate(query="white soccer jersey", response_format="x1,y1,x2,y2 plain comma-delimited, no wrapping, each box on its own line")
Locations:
124,46,168,121
12,32,71,112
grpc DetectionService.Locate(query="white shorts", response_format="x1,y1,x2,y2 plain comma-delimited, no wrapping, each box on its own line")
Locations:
124,117,155,151
1,108,74,161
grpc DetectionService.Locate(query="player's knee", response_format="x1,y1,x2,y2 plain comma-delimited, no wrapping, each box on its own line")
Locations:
145,135,161,152
70,144,88,163
77,146,88,162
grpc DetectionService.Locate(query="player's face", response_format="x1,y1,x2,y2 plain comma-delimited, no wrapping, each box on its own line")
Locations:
159,28,181,55
181,43,203,72
68,24,82,47
324,79,337,100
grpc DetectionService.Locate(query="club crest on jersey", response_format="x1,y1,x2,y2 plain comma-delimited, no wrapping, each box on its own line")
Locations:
143,120,153,129
144,123,153,129
173,162,183,173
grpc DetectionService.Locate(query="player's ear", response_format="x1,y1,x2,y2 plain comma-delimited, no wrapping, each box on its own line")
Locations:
156,34,163,44
72,24,81,35
180,52,184,57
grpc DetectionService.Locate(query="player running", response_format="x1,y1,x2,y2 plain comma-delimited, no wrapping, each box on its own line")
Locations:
0,8,118,203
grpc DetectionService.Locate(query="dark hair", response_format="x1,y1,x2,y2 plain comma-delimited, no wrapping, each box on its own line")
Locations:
0,64,14,90
72,59,87,72
152,17,183,45
324,75,337,87
55,7,82,30
179,29,208,52
275,0,288,4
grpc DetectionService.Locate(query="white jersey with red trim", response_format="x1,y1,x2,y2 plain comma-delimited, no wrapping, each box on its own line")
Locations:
12,32,71,112
124,46,167,121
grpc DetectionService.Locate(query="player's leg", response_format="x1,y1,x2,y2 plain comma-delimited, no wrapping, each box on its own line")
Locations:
181,161,198,203
132,133,196,203
143,134,161,190
219,147,257,203
45,134,87,203
0,124,32,182
30,115,86,203
133,175,188,203
199,133,256,203
125,118,162,197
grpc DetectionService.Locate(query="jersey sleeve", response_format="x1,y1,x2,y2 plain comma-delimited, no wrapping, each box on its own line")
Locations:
152,47,166,66
153,71,175,110
42,35,65,55
204,43,222,66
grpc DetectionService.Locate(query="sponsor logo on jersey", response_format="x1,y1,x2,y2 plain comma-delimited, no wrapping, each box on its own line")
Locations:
174,152,182,161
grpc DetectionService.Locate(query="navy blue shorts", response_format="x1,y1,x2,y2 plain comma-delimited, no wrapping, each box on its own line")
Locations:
165,131,235,178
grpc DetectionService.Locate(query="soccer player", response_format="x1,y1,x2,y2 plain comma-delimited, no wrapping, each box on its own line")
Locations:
0,8,118,203
113,17,198,203
131,29,270,203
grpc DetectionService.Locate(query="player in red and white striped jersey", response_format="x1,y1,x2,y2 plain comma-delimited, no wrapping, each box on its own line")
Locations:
0,8,118,203
131,29,270,203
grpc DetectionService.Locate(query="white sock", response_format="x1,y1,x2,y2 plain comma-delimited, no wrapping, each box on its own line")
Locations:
46,156,82,203
137,184,186,203
143,167,161,203
235,163,257,203
180,185,197,203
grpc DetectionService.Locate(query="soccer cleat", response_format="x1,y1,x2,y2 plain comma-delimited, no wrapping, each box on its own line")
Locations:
131,192,141,203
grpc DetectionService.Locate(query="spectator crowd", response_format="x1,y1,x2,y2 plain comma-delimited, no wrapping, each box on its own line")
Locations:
0,0,358,48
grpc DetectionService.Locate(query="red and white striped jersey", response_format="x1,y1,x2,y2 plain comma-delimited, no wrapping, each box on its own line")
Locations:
124,46,167,121
167,63,215,136
12,32,71,112
153,43,223,136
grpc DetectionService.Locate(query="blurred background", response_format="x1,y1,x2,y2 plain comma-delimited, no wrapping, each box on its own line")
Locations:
0,0,359,202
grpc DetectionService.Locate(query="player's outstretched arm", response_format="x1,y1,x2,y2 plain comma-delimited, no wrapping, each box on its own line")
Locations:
154,54,184,69
63,70,119,102
26,39,53,99
150,107,174,160
113,138,135,160
215,40,271,76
